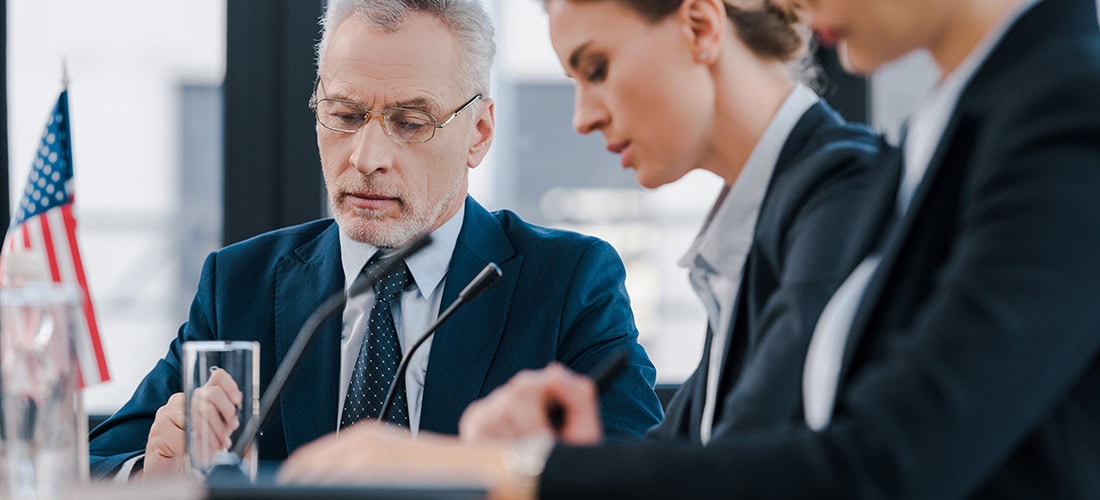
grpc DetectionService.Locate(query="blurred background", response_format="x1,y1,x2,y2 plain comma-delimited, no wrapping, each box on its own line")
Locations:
4,0,939,416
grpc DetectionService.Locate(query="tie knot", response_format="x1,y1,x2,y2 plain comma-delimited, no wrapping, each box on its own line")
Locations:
364,254,412,304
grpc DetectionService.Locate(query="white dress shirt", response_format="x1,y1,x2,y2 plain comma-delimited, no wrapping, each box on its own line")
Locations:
336,205,465,435
680,84,818,444
802,0,1042,431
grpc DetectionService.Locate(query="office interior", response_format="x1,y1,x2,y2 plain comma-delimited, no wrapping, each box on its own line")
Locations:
2,0,938,421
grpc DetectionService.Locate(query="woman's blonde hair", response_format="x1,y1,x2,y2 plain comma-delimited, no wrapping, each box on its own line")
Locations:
548,0,821,90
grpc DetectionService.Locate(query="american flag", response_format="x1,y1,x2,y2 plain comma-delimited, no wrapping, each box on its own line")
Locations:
0,90,109,386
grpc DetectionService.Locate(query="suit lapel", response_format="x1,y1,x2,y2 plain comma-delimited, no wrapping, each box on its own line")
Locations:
703,102,832,436
419,197,520,433
274,223,344,452
839,114,967,371
839,0,1092,370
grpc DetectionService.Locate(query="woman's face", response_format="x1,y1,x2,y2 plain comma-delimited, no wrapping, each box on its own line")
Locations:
546,0,716,189
788,0,957,74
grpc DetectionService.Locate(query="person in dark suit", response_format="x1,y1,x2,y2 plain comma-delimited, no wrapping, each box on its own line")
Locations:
461,0,883,447
280,0,878,480
279,0,1100,498
87,0,662,479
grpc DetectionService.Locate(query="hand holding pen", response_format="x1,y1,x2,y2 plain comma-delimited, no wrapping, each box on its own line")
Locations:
458,349,631,446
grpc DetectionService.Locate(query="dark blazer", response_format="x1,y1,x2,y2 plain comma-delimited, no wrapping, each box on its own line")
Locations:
646,100,882,445
88,196,663,478
541,0,1100,498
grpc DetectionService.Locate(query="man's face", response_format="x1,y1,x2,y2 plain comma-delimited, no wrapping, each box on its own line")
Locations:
316,12,494,247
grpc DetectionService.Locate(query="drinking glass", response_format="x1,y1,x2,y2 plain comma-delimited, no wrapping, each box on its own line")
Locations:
0,284,88,500
182,340,259,480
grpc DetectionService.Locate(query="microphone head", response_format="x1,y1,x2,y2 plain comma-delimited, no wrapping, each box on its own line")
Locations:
459,262,502,301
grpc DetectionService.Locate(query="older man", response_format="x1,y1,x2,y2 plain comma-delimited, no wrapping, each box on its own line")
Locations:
88,0,661,479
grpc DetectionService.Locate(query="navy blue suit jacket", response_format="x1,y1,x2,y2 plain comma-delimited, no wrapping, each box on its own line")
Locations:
89,197,662,477
647,101,882,444
542,0,1100,498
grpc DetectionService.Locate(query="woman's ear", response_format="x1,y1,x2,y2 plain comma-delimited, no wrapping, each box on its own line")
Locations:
679,0,725,64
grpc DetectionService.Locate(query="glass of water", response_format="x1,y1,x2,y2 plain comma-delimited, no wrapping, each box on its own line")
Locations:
182,340,259,480
0,284,87,500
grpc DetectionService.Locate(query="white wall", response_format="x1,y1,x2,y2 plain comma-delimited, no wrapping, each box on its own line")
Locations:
7,0,226,413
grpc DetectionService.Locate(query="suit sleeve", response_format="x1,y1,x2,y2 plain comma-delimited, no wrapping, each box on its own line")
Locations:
540,72,1100,498
646,356,703,443
87,252,220,478
554,239,664,443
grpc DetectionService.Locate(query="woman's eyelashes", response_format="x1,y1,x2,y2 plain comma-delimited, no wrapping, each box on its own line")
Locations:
581,54,608,82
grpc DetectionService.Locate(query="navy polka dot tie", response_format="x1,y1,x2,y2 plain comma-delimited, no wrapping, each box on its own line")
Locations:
340,254,412,429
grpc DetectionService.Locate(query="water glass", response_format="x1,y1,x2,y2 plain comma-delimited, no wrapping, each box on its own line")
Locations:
0,284,88,500
182,340,259,480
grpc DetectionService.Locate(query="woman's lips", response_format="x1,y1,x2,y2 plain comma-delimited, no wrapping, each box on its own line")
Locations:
813,25,846,47
606,140,633,168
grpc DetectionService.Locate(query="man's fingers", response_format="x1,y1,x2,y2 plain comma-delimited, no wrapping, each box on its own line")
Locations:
159,393,187,430
542,364,601,444
193,386,240,432
188,386,240,454
145,392,190,477
205,368,244,407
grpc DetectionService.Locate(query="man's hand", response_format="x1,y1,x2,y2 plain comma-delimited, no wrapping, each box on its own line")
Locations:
459,363,602,445
141,392,188,478
142,368,242,478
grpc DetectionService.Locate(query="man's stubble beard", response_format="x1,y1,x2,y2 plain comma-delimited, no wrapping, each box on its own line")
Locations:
328,172,465,248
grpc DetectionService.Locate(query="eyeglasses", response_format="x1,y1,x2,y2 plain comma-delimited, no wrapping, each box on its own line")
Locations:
309,79,482,144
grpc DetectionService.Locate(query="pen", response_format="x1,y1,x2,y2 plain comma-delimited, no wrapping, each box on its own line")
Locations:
548,349,631,430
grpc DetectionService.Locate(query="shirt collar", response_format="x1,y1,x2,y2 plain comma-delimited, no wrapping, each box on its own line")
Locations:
679,83,819,276
338,204,465,298
899,0,1042,212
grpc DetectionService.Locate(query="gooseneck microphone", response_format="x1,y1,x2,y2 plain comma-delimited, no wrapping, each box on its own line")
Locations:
377,262,503,424
224,233,432,464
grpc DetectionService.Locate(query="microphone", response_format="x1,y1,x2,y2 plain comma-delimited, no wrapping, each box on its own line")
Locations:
377,262,503,424
212,233,432,481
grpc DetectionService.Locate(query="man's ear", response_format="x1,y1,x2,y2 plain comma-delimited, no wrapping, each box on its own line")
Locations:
467,98,495,168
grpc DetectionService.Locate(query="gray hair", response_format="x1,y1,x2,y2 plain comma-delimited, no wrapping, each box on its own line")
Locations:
318,0,496,98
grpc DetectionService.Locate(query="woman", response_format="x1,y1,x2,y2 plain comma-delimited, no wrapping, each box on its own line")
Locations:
467,0,884,445
282,0,883,485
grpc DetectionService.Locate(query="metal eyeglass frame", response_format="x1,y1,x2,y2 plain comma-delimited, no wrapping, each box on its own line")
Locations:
308,77,482,144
